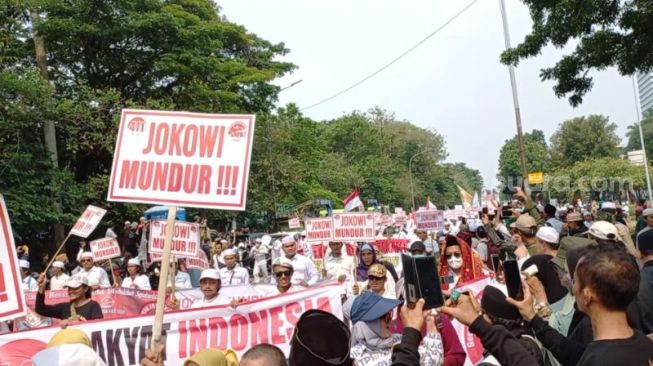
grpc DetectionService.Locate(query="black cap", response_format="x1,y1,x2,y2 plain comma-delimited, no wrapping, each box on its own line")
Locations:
481,285,521,321
409,241,426,253
289,310,352,366
637,229,653,251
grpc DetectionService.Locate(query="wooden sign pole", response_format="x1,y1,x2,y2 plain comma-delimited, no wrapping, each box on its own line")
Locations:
150,205,177,354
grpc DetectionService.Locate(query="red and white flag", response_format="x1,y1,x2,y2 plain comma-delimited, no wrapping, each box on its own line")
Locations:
343,188,363,212
425,198,437,210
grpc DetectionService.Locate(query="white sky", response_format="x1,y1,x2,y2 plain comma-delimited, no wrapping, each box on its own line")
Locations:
219,0,638,188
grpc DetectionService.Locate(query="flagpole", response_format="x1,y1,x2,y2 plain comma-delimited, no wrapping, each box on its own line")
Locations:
409,149,431,211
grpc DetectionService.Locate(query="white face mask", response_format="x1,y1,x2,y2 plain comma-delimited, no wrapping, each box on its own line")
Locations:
447,256,463,269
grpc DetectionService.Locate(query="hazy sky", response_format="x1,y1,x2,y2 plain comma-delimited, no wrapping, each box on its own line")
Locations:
219,0,639,188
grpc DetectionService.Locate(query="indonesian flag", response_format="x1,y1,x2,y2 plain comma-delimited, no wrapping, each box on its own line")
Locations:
343,188,363,212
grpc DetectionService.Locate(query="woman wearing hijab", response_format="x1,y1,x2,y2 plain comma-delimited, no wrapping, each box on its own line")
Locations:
355,243,395,297
349,292,443,366
439,235,485,291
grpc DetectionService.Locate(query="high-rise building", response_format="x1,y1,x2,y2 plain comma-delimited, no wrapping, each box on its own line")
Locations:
637,72,653,116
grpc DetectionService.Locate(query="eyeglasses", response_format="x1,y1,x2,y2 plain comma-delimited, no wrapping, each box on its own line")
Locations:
274,270,292,278
368,275,386,281
411,251,425,256
80,259,92,263
445,253,462,259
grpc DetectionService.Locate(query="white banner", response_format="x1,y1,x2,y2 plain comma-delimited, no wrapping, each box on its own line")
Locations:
107,109,256,210
89,237,121,261
304,217,334,243
69,205,107,238
0,283,343,365
415,210,444,231
0,195,27,322
149,220,200,257
288,217,301,229
333,213,375,242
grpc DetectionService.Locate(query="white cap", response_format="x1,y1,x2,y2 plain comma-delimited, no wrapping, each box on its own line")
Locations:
261,235,272,246
222,249,237,257
80,252,94,260
124,221,131,225
219,239,228,244
52,261,65,269
272,257,293,270
127,258,141,266
65,275,89,288
18,259,30,269
254,238,262,243
281,236,294,244
588,221,620,241
601,202,617,210
199,268,220,281
536,226,559,244
643,208,653,218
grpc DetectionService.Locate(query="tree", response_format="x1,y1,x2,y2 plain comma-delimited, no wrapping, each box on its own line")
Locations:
625,110,653,161
497,129,550,183
501,1,653,106
549,115,621,169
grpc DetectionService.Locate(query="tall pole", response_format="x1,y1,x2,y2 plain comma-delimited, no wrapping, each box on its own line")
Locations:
632,76,653,200
499,0,528,183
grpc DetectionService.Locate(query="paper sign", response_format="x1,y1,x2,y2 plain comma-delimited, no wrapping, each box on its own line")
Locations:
333,213,375,242
0,195,27,321
304,218,334,243
288,217,301,229
186,249,210,270
107,109,256,210
149,220,200,257
528,172,544,184
415,210,444,231
89,237,121,261
69,205,107,238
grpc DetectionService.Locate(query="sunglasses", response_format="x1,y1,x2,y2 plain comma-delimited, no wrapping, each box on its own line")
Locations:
80,259,93,263
445,253,462,259
274,270,292,278
368,275,386,281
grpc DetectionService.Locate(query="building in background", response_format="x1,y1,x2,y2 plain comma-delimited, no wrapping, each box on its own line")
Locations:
637,72,653,116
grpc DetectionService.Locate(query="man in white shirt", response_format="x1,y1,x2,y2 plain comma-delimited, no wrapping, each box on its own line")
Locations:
281,235,319,287
121,258,151,290
49,261,70,290
77,252,111,289
271,257,299,295
219,249,250,285
322,241,354,283
191,269,231,308
168,259,192,290
19,260,38,291
250,237,269,283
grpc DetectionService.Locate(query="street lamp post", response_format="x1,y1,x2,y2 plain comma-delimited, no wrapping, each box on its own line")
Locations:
409,149,431,211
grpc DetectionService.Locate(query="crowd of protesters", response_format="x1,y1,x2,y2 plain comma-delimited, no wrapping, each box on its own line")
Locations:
5,189,653,366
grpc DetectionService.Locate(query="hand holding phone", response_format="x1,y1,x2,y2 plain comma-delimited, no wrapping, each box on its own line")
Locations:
503,259,524,301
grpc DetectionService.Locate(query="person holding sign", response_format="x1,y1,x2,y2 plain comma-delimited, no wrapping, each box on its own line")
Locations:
76,252,111,289
121,259,151,290
280,235,319,287
191,269,231,308
219,249,250,285
35,274,103,322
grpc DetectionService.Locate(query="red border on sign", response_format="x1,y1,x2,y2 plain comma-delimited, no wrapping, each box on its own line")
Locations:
107,110,255,209
0,198,27,319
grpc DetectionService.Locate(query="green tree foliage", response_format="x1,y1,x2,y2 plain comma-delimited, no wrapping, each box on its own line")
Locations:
497,129,550,182
549,115,620,169
625,110,653,160
501,0,653,106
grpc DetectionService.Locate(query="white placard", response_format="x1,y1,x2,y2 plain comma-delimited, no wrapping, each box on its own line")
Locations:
0,195,28,321
69,205,107,238
89,237,122,261
149,220,200,257
107,109,256,210
332,213,375,242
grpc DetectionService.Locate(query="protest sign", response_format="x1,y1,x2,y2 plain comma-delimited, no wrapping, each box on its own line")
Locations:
304,217,334,243
332,213,375,242
89,237,121,261
69,205,107,238
451,276,492,366
288,217,300,229
0,195,27,322
415,210,444,231
149,220,200,257
185,249,210,270
107,109,255,211
1,283,343,364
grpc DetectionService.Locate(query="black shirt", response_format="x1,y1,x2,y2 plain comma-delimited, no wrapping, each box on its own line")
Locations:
577,331,653,366
35,292,103,320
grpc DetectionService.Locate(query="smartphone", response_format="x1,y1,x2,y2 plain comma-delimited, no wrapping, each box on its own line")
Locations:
440,275,454,285
402,254,445,310
504,259,523,300
490,254,501,273
501,205,513,218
